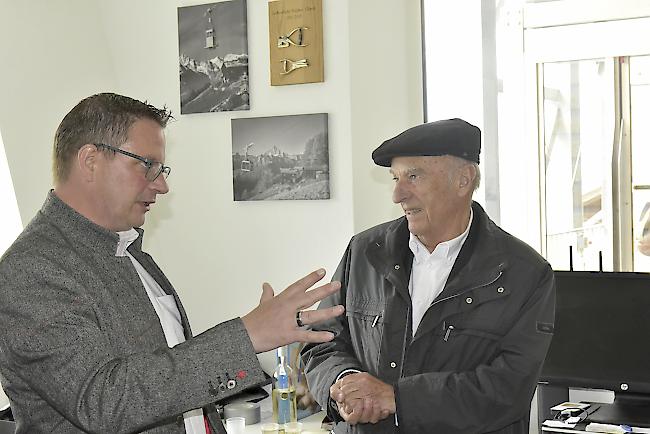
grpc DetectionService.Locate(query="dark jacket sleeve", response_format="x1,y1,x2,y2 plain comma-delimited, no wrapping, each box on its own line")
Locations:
395,263,555,433
301,241,364,422
0,252,265,433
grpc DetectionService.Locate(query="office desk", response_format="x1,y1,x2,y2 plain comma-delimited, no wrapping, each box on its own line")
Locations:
542,422,650,433
541,423,588,433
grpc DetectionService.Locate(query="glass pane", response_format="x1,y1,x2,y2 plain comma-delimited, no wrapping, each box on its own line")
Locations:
630,55,650,271
542,59,615,271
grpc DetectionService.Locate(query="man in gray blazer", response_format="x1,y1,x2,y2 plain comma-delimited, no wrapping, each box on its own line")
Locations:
0,93,343,434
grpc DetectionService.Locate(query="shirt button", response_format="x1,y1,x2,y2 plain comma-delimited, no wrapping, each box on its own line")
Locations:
497,287,505,293
394,265,400,270
465,297,473,304
390,362,397,368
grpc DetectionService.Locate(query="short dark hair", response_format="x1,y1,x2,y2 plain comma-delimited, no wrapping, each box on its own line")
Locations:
52,92,173,183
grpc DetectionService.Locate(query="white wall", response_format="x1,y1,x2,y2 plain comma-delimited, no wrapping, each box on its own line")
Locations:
0,1,422,338
0,130,21,256
0,0,117,219
348,1,424,232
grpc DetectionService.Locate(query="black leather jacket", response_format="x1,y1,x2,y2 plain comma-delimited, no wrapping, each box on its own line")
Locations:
303,202,555,433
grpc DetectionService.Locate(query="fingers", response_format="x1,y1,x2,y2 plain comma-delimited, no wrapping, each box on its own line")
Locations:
260,282,275,303
296,330,335,344
296,281,341,309
339,398,382,425
297,305,344,327
338,400,362,424
284,268,327,296
243,268,340,353
283,268,340,307
340,397,389,425
360,398,381,424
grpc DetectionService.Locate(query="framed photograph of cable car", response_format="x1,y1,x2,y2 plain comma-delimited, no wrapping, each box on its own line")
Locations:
177,0,249,114
231,113,330,201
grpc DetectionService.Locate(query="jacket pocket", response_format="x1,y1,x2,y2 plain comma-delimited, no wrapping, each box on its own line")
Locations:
347,305,383,326
430,321,503,371
346,300,384,370
443,324,502,341
453,283,512,335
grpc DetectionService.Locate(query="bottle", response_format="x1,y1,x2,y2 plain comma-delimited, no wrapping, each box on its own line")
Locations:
272,345,297,428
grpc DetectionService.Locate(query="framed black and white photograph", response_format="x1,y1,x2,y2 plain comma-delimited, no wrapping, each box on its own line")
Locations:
231,114,330,201
177,0,249,114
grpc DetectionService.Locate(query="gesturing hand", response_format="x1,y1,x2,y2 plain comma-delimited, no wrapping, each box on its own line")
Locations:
241,268,344,353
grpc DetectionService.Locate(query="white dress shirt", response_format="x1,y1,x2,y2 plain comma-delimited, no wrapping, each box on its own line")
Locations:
117,229,206,434
408,209,473,336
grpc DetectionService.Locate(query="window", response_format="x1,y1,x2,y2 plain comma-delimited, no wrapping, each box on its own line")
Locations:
526,3,650,271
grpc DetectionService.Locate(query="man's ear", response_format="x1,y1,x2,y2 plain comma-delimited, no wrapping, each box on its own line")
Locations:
77,144,99,181
458,164,476,193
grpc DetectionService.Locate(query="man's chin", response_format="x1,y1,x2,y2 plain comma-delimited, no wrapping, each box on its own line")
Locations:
407,222,423,237
129,215,146,229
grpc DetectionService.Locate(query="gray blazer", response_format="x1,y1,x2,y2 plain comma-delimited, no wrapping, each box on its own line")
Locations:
0,191,265,433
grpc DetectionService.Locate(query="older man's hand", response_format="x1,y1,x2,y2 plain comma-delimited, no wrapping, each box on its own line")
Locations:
241,269,343,353
330,372,395,424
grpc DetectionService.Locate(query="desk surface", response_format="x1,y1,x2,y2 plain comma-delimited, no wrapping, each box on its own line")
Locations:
542,422,650,433
244,411,328,433
542,423,587,433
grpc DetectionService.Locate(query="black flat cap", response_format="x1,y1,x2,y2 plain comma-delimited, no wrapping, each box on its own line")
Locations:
372,118,481,166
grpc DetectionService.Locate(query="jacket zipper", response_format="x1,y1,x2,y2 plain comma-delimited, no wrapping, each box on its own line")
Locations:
432,270,503,308
437,270,504,342
398,304,411,380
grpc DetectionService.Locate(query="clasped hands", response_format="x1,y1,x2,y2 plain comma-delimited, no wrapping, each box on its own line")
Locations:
330,372,396,425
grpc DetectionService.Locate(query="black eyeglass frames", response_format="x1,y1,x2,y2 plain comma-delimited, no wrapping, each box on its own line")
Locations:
94,143,171,182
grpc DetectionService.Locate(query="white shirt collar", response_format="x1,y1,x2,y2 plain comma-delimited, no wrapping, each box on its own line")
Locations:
408,207,473,264
115,228,139,257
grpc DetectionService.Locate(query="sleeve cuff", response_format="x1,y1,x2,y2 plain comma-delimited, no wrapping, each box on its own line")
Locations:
335,368,362,382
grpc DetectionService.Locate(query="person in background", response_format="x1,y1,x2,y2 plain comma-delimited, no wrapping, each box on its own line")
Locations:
0,92,343,434
302,118,555,433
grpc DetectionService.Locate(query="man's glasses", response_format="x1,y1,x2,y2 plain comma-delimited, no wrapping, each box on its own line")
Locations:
94,143,171,182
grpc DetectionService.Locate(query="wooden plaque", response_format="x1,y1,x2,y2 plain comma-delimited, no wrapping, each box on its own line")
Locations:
268,0,323,86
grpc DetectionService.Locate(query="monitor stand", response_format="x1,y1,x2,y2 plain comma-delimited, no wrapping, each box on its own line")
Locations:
589,394,650,428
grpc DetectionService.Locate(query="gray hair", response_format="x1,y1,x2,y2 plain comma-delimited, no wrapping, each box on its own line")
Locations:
446,155,481,192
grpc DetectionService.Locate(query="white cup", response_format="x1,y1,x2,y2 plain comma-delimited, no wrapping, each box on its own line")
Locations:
260,422,280,434
225,416,245,434
284,421,303,433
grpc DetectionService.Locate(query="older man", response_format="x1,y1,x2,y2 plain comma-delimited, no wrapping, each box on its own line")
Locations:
0,93,343,434
302,118,555,433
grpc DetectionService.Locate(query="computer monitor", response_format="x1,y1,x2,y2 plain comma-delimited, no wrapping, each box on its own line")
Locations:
539,271,650,426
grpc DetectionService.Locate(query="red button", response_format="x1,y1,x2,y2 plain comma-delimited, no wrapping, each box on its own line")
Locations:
236,370,247,379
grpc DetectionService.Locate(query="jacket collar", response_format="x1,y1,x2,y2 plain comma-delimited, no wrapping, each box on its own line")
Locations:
443,201,507,296
365,216,414,302
40,190,144,257
366,201,508,300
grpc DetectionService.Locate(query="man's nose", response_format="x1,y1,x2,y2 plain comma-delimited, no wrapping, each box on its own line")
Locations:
151,174,170,194
392,180,407,204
